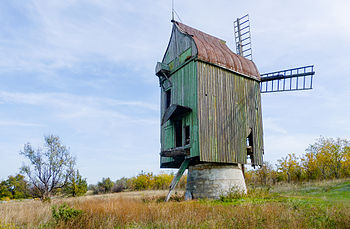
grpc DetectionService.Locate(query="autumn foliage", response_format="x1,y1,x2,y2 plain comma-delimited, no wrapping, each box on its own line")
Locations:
246,137,350,185
90,172,187,194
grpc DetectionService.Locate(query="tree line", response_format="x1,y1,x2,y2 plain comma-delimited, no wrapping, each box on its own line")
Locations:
89,172,187,195
246,137,350,185
0,135,185,200
1,136,349,201
0,135,87,201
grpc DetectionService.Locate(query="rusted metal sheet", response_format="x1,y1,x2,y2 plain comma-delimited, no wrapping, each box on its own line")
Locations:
197,62,264,166
175,21,261,81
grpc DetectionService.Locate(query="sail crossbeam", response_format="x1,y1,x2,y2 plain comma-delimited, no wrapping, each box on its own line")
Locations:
260,65,315,93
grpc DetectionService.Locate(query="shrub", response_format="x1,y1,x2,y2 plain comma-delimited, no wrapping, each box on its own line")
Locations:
0,174,31,200
129,172,154,191
63,170,87,197
52,203,83,223
112,177,128,193
0,221,18,229
97,177,114,193
153,173,173,190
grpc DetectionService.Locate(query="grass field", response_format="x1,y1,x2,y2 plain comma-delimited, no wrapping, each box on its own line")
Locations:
1,180,349,228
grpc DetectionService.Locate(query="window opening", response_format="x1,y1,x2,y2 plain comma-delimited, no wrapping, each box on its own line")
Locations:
166,89,171,109
247,130,254,164
174,120,182,147
185,125,190,145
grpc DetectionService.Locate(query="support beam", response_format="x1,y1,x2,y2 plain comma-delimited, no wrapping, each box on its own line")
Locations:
160,145,190,157
165,158,190,202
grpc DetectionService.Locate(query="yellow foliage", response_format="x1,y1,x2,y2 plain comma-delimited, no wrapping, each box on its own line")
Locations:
247,137,350,185
0,222,19,229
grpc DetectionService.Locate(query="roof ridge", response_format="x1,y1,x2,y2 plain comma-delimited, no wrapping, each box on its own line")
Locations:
173,21,260,80
173,21,226,44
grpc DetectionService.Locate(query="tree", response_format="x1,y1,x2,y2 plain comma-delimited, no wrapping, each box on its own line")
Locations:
97,177,114,193
6,174,31,199
129,172,154,191
277,153,304,183
0,174,31,200
20,135,76,200
307,137,350,179
63,170,87,197
301,151,320,181
153,173,173,190
112,177,128,192
0,180,12,200
256,162,276,185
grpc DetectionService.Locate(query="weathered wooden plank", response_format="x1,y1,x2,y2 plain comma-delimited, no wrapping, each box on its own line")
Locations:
160,145,191,157
197,61,263,166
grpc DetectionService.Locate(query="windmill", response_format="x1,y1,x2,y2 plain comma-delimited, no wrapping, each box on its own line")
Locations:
155,15,315,201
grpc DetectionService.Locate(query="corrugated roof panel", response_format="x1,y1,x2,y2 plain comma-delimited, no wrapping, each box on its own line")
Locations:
175,21,260,81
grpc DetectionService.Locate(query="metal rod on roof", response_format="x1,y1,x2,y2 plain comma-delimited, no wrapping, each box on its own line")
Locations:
172,0,174,21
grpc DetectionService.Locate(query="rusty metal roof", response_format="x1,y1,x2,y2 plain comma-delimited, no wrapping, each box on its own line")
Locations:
174,21,260,81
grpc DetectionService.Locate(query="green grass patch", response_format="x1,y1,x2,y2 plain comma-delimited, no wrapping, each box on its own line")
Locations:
279,181,350,204
211,181,350,208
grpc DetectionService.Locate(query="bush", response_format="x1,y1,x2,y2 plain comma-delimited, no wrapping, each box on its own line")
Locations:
52,203,83,223
63,170,87,197
97,177,114,193
129,172,154,191
153,173,173,190
0,174,31,200
112,177,128,193
90,172,187,194
127,172,185,191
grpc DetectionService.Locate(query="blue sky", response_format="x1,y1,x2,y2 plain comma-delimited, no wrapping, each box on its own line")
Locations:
0,0,349,184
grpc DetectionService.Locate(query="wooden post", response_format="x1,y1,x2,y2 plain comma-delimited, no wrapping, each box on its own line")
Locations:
165,158,190,202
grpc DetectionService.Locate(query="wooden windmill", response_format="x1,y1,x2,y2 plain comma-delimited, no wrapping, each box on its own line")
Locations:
155,15,315,200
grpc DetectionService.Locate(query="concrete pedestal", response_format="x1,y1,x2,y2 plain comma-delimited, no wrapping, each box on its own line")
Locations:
185,163,247,200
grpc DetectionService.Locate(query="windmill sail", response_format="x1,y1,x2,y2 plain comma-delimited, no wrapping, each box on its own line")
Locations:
260,65,315,93
234,14,252,60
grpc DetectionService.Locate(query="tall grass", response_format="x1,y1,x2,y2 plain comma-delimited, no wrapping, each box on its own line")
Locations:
1,184,350,229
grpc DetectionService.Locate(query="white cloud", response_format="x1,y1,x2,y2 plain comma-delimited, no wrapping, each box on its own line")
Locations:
0,121,43,127
0,91,158,111
1,0,350,182
263,133,318,164
263,117,288,135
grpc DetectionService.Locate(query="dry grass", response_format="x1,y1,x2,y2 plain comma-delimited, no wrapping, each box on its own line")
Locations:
0,199,51,228
63,198,307,228
1,187,349,229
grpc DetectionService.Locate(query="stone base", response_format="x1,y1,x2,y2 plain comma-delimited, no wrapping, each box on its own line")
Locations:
185,163,247,200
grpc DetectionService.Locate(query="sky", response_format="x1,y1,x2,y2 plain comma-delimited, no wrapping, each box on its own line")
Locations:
0,0,349,184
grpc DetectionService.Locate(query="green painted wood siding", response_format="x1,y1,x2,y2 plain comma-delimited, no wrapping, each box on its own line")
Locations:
163,25,197,69
197,61,264,166
160,60,199,166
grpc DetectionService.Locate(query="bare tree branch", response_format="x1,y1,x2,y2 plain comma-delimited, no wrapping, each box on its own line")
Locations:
20,135,76,200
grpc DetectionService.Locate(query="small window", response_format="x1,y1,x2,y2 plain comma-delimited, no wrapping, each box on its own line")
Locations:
246,132,253,153
166,89,171,108
247,130,254,164
185,125,190,145
175,120,182,147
